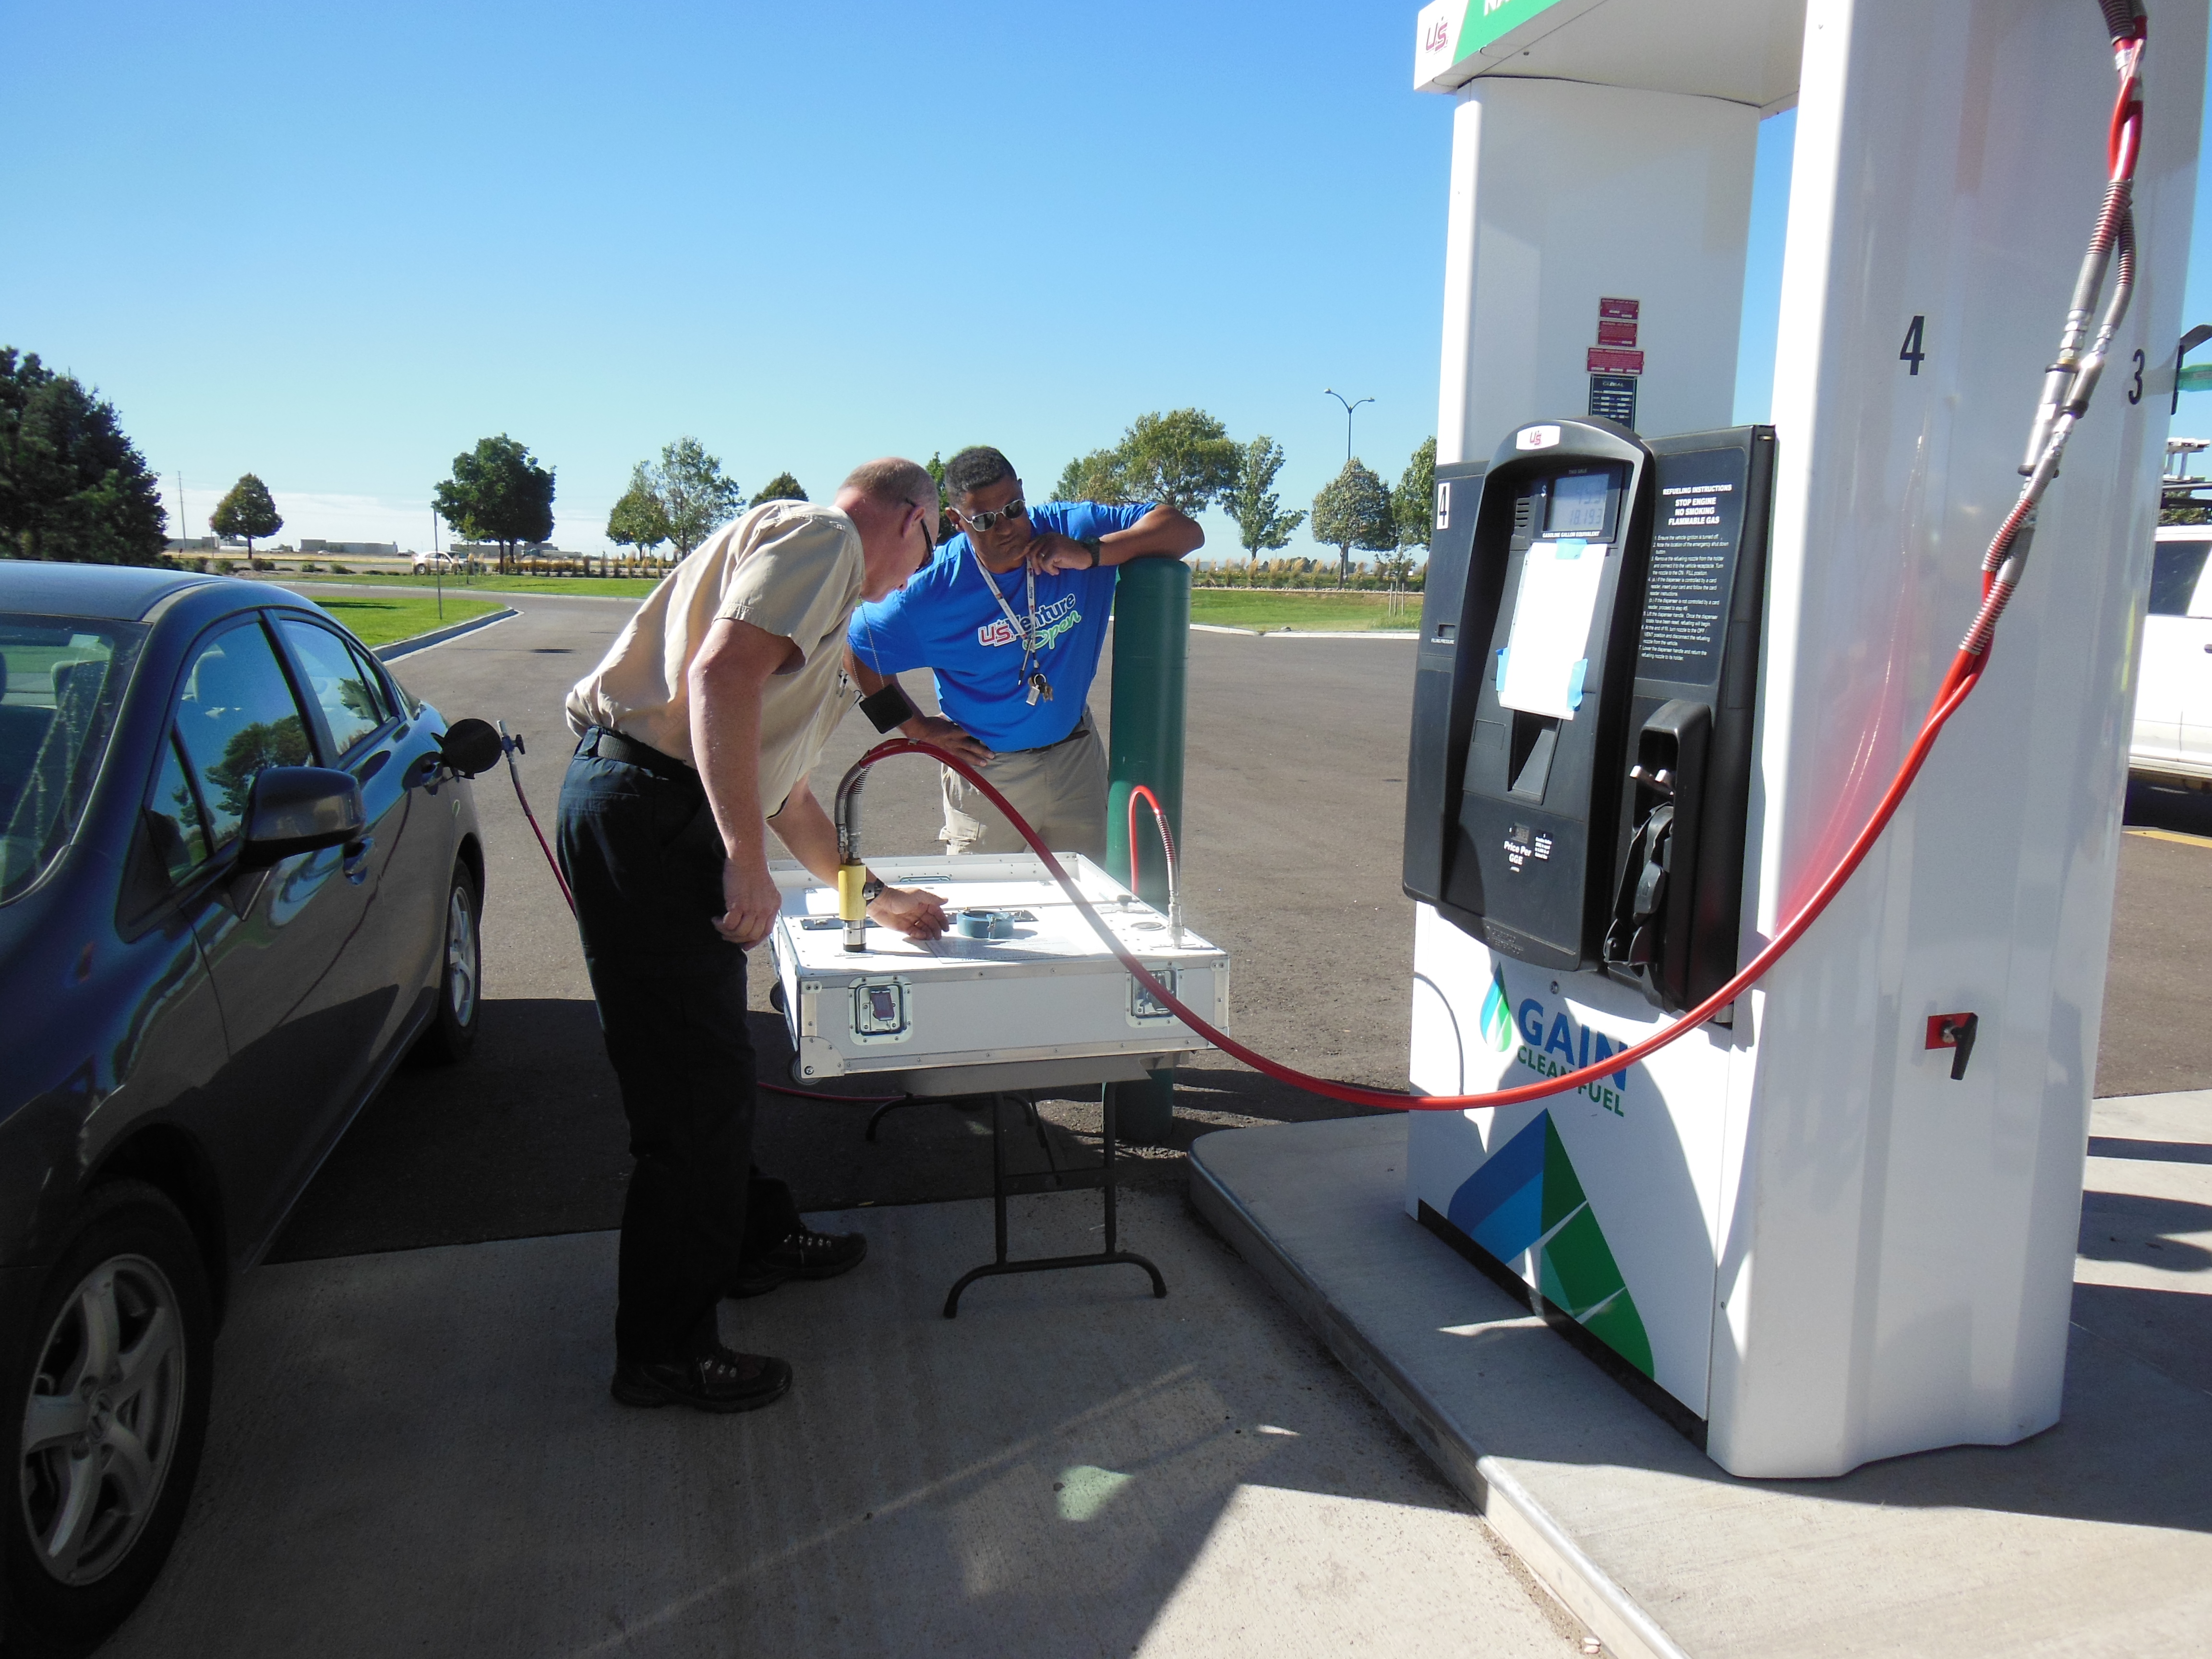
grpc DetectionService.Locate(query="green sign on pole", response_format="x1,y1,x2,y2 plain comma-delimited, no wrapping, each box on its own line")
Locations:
1457,0,1572,63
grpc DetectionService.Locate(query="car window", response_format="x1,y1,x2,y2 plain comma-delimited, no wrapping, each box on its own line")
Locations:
144,733,214,885
0,616,146,905
2148,541,2212,616
174,621,313,852
280,619,391,757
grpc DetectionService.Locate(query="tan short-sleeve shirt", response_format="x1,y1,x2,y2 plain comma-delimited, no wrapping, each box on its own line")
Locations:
565,501,865,813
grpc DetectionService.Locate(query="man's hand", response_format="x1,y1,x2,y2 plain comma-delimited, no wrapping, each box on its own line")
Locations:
717,854,784,947
903,714,995,767
1026,531,1096,575
868,885,950,939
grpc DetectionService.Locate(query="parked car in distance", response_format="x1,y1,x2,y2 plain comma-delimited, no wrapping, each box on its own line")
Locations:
2132,526,2212,787
0,563,504,1657
409,552,477,576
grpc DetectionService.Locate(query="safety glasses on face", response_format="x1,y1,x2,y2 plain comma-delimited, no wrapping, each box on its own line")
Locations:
959,496,1026,533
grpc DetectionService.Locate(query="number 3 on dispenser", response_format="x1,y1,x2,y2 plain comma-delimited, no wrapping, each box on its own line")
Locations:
1899,315,1927,376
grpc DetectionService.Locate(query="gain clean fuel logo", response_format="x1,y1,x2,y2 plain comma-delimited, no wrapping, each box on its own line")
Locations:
1479,974,1517,1053
1496,975,1631,1117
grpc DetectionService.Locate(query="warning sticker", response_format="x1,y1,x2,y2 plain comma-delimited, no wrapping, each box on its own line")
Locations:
1639,459,1748,680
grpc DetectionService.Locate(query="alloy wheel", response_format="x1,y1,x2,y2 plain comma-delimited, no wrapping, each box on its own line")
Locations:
19,1255,187,1587
447,881,479,1026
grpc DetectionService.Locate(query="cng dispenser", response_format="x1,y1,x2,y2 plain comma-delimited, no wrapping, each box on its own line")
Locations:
1399,0,2204,1476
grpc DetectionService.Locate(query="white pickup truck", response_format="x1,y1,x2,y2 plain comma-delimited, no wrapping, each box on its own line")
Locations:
2132,525,2212,786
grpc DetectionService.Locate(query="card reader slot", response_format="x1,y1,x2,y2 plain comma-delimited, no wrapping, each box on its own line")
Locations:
1507,711,1561,801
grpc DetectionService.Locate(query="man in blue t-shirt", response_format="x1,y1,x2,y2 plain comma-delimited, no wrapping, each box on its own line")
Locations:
845,444,1202,856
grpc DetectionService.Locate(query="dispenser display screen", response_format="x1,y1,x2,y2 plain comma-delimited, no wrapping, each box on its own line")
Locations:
1546,472,1610,537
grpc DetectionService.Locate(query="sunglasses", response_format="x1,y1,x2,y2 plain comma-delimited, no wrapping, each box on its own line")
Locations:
959,496,1027,533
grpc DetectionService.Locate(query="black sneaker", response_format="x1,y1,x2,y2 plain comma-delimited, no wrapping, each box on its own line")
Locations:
611,1347,793,1413
759,1226,867,1281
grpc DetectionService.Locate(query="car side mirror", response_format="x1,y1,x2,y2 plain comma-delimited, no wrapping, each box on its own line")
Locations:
239,767,366,868
438,717,505,778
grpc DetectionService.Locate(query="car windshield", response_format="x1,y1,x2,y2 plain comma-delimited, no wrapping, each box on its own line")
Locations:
0,615,147,903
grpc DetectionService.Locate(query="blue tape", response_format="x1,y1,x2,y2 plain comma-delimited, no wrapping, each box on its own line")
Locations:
1568,658,1588,709
1495,647,1509,690
1555,537,1588,558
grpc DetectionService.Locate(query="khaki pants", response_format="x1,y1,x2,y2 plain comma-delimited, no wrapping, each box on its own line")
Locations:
941,714,1108,859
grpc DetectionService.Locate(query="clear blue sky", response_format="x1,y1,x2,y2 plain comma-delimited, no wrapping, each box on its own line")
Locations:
4,3,2210,557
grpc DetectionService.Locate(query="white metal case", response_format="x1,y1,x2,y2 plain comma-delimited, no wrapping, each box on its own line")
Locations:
769,854,1227,1098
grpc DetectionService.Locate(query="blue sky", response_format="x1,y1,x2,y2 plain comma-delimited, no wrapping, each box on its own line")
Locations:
2,3,2208,557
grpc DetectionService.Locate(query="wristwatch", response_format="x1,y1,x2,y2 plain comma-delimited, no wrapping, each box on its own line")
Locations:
1079,536,1103,568
861,873,886,904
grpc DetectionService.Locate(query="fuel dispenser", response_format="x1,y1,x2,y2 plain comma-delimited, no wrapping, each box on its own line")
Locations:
1396,0,2203,1478
1407,419,1774,1016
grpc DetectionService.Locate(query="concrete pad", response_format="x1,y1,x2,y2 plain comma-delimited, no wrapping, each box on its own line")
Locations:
1189,1112,2212,1659
108,1191,1581,1658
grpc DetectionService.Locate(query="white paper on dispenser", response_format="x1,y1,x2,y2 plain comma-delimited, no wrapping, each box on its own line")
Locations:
1497,540,1604,720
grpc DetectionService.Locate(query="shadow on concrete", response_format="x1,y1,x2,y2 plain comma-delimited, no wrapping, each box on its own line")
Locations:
270,998,1376,1262
2078,1189,2212,1271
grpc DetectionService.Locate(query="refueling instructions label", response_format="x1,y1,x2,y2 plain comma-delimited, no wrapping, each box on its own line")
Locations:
1639,452,1748,679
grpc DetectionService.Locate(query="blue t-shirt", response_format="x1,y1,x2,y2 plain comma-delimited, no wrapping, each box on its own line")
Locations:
847,500,1151,751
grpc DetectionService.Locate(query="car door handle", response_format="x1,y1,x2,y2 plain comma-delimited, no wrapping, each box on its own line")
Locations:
343,835,374,883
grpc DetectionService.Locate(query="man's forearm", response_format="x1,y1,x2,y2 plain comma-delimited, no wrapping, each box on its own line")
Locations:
692,664,769,868
1099,505,1203,565
768,785,844,886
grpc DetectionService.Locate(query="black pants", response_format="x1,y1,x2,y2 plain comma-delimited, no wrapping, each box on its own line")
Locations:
556,732,795,1363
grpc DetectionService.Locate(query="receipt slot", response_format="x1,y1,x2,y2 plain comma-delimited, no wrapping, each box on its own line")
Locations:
1404,419,1774,1015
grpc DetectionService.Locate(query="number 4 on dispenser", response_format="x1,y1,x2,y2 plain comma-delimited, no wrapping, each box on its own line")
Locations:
1899,315,1928,375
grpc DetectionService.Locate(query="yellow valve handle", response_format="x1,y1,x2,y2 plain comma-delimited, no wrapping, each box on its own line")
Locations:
837,861,867,921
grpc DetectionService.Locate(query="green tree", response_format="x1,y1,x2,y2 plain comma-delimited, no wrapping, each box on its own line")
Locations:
434,434,555,573
646,436,743,558
1114,408,1239,515
754,470,807,504
1395,436,1436,553
1221,435,1305,565
1053,447,1133,505
0,348,168,564
925,451,951,542
208,472,284,555
606,461,669,558
1310,458,1394,587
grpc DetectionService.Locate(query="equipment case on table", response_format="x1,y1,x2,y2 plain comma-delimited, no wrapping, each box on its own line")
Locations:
768,854,1228,1100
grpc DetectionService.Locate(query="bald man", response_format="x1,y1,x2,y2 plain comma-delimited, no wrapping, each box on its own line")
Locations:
560,458,946,1414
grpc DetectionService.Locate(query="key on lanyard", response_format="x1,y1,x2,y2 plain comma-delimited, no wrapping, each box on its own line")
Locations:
1026,670,1054,706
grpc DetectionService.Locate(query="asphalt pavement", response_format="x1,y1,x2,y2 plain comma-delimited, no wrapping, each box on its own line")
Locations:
268,583,2212,1261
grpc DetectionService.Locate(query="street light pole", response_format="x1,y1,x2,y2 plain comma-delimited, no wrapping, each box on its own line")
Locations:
1323,389,1373,464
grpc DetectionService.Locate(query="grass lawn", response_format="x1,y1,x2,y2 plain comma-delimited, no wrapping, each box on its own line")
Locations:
286,571,1419,633
312,594,506,649
286,570,661,599
1187,589,1419,632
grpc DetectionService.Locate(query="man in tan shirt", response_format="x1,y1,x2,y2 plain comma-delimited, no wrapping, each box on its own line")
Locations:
559,457,944,1414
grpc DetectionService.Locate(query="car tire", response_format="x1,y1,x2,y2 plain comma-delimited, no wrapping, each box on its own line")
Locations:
414,860,483,1065
2,1181,213,1659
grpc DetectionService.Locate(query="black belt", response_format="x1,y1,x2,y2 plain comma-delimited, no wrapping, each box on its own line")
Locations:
580,726,695,782
1006,714,1094,757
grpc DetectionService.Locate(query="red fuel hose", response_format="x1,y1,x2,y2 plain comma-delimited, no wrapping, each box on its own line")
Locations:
834,6,2146,1114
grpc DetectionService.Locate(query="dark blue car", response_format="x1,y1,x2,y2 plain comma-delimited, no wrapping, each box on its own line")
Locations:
0,564,498,1656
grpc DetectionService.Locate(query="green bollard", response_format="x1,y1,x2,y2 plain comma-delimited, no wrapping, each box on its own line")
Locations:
1104,557,1190,1147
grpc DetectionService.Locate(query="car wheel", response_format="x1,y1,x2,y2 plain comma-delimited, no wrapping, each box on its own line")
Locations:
2,1181,212,1659
415,861,483,1064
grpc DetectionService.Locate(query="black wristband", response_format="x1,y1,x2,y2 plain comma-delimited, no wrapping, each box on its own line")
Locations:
858,682,919,733
1081,536,1103,568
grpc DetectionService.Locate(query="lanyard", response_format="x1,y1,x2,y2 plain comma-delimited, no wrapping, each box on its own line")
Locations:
972,545,1051,698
